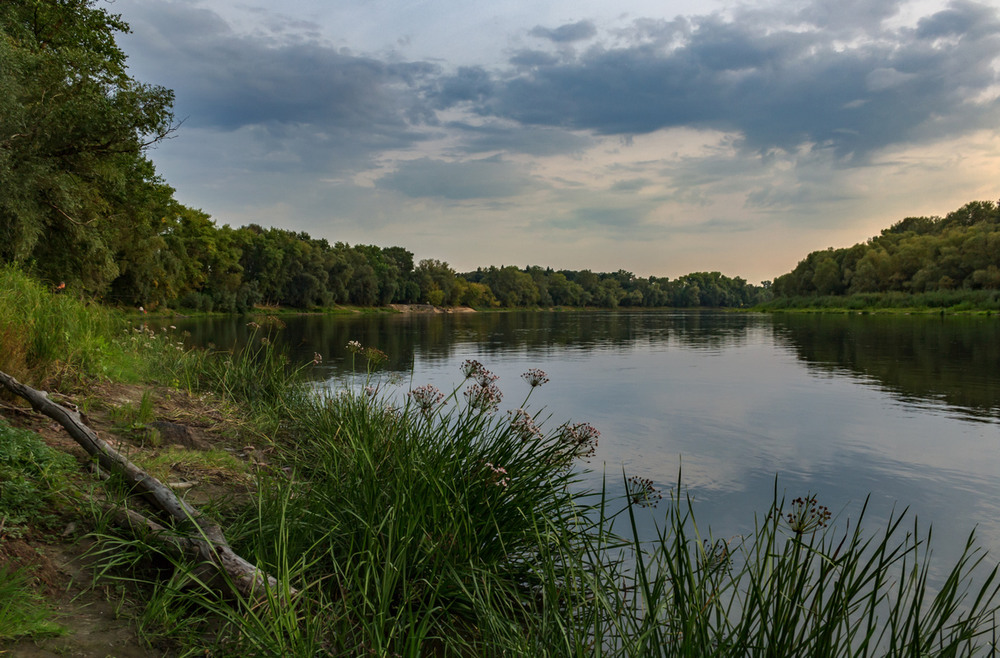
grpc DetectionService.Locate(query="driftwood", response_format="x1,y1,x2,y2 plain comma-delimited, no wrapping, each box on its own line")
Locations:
0,370,289,600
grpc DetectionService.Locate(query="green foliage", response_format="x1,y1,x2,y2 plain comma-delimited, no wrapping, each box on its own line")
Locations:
0,265,203,385
0,0,176,296
0,420,75,538
0,564,65,640
773,200,1000,300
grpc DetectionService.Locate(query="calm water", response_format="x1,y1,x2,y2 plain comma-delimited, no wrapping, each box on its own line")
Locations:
165,310,1000,568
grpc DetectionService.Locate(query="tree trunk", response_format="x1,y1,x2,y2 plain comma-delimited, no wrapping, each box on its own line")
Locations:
0,370,291,600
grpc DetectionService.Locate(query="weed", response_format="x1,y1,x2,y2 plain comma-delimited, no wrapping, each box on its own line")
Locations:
0,565,65,640
0,420,76,538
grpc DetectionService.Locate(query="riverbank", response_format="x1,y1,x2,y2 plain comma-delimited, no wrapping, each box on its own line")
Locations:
755,289,1000,314
3,266,1000,656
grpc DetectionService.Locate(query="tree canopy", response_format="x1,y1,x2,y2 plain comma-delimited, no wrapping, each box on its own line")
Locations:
772,201,1000,298
0,0,175,295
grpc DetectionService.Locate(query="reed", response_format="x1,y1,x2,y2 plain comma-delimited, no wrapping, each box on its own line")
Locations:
123,342,1000,655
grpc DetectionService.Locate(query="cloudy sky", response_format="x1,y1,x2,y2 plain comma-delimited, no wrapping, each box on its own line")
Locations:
113,0,1000,283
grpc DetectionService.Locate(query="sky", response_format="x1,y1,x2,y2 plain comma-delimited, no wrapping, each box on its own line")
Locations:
112,0,1000,283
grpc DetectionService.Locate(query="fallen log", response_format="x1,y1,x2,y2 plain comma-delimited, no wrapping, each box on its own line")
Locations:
0,370,289,600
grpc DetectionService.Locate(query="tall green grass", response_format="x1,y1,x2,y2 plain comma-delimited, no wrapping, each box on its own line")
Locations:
0,419,76,538
0,266,197,385
88,341,1000,656
0,565,65,640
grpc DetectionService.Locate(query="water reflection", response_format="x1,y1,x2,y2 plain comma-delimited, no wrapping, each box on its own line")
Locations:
158,310,1000,568
771,313,1000,422
166,311,761,374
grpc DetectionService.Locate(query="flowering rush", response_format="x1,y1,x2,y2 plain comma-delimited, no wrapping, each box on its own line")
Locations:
560,422,600,460
485,462,510,488
408,384,446,414
464,382,503,413
459,359,500,385
521,368,549,387
460,359,483,378
507,408,542,441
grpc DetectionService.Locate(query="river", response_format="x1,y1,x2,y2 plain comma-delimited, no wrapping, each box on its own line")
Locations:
164,310,1000,569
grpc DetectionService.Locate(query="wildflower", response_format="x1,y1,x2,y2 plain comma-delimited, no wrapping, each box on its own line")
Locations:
364,346,388,366
464,382,503,413
507,408,542,441
312,352,323,365
346,340,363,353
521,368,550,388
169,325,177,330
460,359,484,378
784,495,831,536
485,462,510,488
474,367,499,387
408,384,446,414
626,475,663,508
559,422,600,461
247,321,260,329
363,385,378,397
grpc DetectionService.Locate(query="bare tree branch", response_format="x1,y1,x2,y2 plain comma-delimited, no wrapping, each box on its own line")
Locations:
0,370,292,600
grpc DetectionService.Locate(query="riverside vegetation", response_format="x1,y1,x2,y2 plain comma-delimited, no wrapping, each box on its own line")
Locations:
3,269,1000,656
5,0,1000,318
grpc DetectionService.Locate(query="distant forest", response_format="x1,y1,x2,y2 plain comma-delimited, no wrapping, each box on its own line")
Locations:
2,2,997,313
772,200,1000,298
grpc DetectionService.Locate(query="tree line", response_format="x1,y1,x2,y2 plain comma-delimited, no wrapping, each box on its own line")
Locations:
772,200,1000,298
0,0,769,312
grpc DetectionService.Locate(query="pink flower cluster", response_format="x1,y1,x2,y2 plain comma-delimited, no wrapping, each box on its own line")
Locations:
626,475,663,508
460,359,499,386
560,422,600,461
408,384,446,414
485,462,510,488
460,359,502,412
460,359,483,378
521,368,549,388
464,383,503,413
507,408,542,441
784,496,831,536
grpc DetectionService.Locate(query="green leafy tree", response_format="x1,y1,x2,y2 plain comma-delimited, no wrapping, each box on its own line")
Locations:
0,0,175,294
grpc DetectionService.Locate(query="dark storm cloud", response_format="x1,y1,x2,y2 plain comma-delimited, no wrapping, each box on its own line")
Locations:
529,20,597,43
119,1,437,169
433,67,495,106
451,0,1000,159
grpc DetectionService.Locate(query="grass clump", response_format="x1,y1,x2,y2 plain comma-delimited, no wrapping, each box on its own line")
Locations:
97,340,1000,656
0,266,197,387
135,447,249,485
0,420,76,538
602,488,1000,657
0,564,65,640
